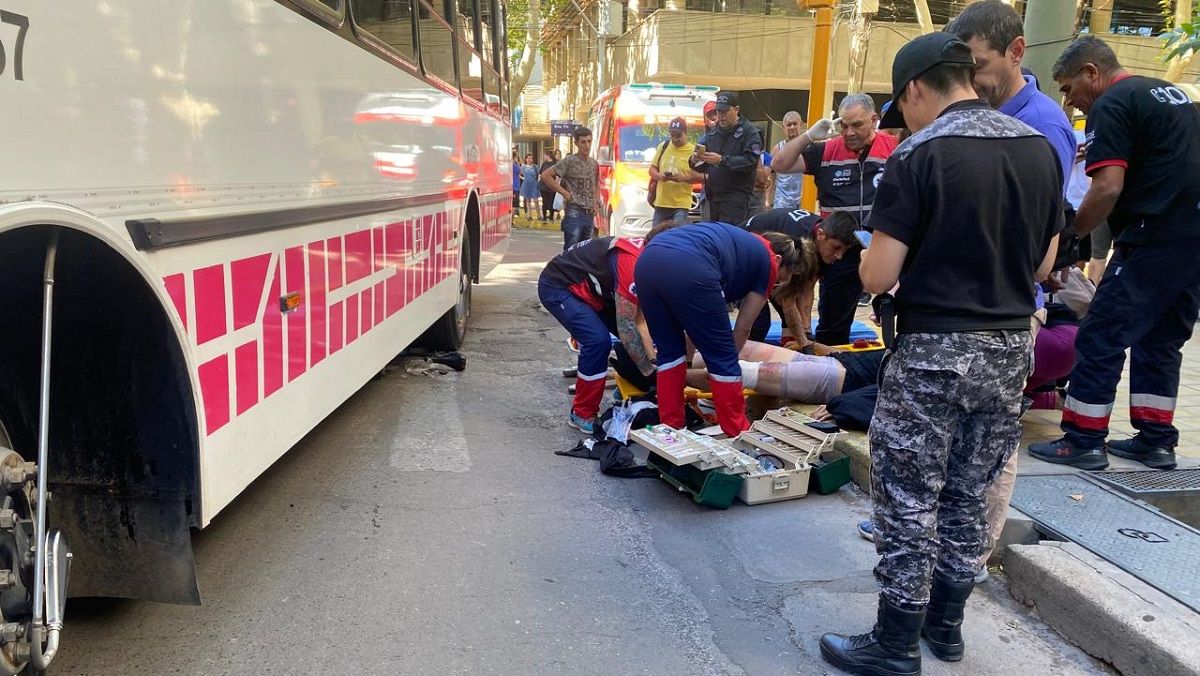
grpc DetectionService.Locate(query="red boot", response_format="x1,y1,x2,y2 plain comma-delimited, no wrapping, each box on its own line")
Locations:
709,376,750,437
656,361,688,429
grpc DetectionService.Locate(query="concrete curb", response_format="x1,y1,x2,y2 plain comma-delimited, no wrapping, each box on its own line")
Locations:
1006,542,1200,676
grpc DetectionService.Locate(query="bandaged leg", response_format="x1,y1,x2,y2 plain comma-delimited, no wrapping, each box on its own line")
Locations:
745,354,845,403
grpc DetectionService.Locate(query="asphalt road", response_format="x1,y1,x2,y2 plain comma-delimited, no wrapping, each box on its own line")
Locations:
50,229,1111,675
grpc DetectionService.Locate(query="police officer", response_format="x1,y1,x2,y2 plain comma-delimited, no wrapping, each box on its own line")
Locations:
772,94,899,346
694,91,763,225
819,34,1062,675
1029,37,1200,471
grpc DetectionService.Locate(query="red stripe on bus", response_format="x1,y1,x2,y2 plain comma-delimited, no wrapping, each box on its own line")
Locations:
327,237,343,290
308,241,328,366
194,264,228,345
285,246,307,382
346,294,359,344
345,230,371,284
1130,406,1174,425
262,265,284,398
163,273,188,331
385,221,407,318
230,254,271,331
329,301,343,354
199,355,231,435
235,341,259,415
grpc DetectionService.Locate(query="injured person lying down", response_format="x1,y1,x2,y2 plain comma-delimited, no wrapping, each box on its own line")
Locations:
687,340,884,404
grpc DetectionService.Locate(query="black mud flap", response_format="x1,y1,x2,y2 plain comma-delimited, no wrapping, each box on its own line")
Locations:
50,489,199,605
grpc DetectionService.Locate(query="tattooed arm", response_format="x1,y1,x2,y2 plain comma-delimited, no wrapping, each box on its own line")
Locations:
616,296,655,376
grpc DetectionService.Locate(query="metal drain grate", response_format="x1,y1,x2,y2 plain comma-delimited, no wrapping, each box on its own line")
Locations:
1092,469,1200,496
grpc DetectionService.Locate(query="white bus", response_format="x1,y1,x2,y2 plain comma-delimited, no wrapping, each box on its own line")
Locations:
0,1,511,669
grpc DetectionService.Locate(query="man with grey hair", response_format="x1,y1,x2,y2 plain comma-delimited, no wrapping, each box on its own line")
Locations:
772,93,899,345
767,111,805,210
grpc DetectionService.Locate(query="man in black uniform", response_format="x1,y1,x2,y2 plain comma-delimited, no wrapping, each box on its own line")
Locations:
818,34,1061,676
743,209,860,347
1029,37,1200,471
694,91,763,225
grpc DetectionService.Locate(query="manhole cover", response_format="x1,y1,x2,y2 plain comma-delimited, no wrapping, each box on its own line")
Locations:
1012,473,1200,613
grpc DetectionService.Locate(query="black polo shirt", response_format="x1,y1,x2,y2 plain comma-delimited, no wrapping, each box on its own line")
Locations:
743,207,821,240
1084,74,1200,245
869,99,1064,333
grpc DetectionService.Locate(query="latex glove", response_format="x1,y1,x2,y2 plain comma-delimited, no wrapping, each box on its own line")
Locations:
807,117,839,142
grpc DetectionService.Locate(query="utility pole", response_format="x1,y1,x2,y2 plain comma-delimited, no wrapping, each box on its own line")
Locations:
1023,0,1077,98
799,0,834,212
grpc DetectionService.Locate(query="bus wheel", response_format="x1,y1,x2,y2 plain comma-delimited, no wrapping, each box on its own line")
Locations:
420,244,472,351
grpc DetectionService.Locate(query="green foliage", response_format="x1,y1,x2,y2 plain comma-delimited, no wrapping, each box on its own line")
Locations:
506,0,579,69
1161,5,1199,61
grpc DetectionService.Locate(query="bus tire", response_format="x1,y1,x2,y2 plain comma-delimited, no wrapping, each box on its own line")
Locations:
420,243,472,351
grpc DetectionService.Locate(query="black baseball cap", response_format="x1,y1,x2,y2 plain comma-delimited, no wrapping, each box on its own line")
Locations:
878,33,975,129
715,90,739,111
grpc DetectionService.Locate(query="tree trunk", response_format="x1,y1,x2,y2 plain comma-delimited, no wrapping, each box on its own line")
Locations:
510,0,541,102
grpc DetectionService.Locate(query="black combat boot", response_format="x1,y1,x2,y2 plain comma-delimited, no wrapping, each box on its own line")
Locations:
921,574,974,661
820,596,924,676
1107,435,1177,470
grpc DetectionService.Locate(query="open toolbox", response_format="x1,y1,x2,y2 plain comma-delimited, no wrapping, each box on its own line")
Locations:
630,409,841,506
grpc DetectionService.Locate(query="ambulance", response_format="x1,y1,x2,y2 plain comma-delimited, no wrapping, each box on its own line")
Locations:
589,84,718,237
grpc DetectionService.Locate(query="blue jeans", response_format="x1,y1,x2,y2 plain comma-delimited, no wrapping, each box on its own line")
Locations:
652,207,689,227
537,281,612,379
561,206,595,250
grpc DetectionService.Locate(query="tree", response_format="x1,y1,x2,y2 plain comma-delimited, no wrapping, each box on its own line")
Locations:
1162,1,1196,81
507,0,541,101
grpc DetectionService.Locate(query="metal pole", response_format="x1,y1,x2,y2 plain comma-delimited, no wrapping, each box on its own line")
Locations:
1023,0,1078,99
31,228,59,667
801,1,833,212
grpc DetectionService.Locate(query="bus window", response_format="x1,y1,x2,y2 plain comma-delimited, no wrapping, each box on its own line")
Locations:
418,0,458,86
351,0,417,62
478,0,496,64
459,44,484,105
482,64,500,115
456,0,476,48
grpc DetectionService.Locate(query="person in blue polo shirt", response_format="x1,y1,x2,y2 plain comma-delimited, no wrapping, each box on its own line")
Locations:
633,222,812,437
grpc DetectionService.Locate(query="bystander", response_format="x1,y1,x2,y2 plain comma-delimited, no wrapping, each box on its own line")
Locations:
767,111,805,210
648,117,703,227
541,127,602,250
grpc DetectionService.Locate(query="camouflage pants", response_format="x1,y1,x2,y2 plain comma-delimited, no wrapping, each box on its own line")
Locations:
870,330,1032,608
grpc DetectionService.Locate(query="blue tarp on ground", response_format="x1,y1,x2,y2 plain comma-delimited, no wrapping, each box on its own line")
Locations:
730,319,879,344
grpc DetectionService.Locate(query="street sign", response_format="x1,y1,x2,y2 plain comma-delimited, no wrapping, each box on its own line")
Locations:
551,120,579,136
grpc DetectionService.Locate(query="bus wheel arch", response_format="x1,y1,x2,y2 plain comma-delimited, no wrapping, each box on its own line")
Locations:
0,223,202,604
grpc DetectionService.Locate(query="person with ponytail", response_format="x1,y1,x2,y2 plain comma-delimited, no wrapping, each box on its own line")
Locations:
633,221,801,437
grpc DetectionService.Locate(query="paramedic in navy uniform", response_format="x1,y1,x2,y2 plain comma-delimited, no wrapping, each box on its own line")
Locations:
1029,37,1200,471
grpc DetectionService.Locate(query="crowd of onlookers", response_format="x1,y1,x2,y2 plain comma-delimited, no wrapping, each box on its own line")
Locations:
512,148,564,221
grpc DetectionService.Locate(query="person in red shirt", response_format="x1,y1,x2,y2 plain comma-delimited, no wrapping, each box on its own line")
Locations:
772,94,899,345
538,237,654,434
